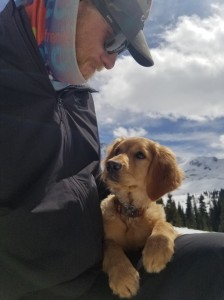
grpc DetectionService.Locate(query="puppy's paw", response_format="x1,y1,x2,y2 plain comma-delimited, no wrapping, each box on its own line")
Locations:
108,264,140,298
142,234,174,273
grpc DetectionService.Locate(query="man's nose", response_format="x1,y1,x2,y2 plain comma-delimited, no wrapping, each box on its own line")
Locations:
101,53,117,69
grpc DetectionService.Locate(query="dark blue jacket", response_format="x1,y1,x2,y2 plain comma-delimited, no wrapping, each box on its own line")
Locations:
0,1,104,299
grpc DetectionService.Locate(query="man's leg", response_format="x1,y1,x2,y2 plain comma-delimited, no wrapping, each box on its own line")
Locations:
136,233,224,300
79,233,224,300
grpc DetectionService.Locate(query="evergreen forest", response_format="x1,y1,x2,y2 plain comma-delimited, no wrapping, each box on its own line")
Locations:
159,188,224,232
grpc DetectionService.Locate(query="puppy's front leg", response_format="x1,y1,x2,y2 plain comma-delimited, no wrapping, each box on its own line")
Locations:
142,221,177,273
103,239,140,298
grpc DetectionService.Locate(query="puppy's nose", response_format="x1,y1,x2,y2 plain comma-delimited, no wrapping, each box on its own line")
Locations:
106,161,122,173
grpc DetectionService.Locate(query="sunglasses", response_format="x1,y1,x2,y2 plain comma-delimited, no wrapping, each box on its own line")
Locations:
93,1,129,55
104,31,128,55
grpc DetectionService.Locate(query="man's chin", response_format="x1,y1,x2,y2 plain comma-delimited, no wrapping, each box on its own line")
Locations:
80,65,104,81
81,69,95,80
97,65,104,72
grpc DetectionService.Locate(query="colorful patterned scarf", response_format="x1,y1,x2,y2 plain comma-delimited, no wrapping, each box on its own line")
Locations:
15,0,86,86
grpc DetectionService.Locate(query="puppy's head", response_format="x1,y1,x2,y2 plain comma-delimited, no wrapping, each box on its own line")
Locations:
102,137,184,201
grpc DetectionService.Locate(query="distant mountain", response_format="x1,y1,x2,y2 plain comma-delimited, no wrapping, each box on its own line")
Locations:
176,156,224,194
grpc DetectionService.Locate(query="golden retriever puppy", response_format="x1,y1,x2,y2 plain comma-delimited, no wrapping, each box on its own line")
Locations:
101,137,184,298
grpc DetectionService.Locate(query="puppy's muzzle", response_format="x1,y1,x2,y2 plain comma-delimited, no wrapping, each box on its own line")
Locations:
106,160,122,182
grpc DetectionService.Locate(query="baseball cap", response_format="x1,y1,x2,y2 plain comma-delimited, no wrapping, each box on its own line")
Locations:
92,0,154,67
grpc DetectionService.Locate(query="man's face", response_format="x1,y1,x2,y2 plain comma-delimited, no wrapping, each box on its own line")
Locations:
76,1,117,80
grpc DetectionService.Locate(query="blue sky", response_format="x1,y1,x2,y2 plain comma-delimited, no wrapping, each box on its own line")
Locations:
89,0,224,160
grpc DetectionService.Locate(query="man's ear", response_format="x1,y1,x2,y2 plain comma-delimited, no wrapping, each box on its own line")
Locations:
146,144,184,201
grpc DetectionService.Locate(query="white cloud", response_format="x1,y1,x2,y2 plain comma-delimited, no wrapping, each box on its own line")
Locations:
91,3,224,124
219,135,224,145
211,134,224,150
113,127,148,138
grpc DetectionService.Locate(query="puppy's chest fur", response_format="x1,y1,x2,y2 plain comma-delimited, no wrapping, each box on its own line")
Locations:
101,194,166,251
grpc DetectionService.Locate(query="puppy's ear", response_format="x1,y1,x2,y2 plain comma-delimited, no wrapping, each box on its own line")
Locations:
146,144,184,201
105,137,124,159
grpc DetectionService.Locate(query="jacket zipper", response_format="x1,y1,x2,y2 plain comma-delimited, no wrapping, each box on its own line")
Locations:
57,97,72,172
57,97,63,123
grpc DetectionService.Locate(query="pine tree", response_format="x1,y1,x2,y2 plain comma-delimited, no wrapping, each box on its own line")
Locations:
185,193,196,229
177,202,185,227
197,194,210,231
165,194,182,227
193,199,199,229
210,198,221,232
211,190,219,201
218,189,224,232
165,194,176,224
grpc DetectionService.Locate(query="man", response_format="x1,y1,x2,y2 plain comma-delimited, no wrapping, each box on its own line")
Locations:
0,1,224,299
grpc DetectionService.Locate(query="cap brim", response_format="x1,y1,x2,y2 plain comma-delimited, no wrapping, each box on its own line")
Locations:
128,31,154,67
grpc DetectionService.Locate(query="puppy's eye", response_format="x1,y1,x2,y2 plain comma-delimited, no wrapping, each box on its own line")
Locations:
135,151,146,159
114,148,120,156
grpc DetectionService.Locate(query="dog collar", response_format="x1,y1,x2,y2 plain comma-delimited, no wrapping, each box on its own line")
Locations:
114,198,144,218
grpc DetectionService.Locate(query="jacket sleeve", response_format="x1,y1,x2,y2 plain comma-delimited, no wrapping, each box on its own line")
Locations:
95,172,111,201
